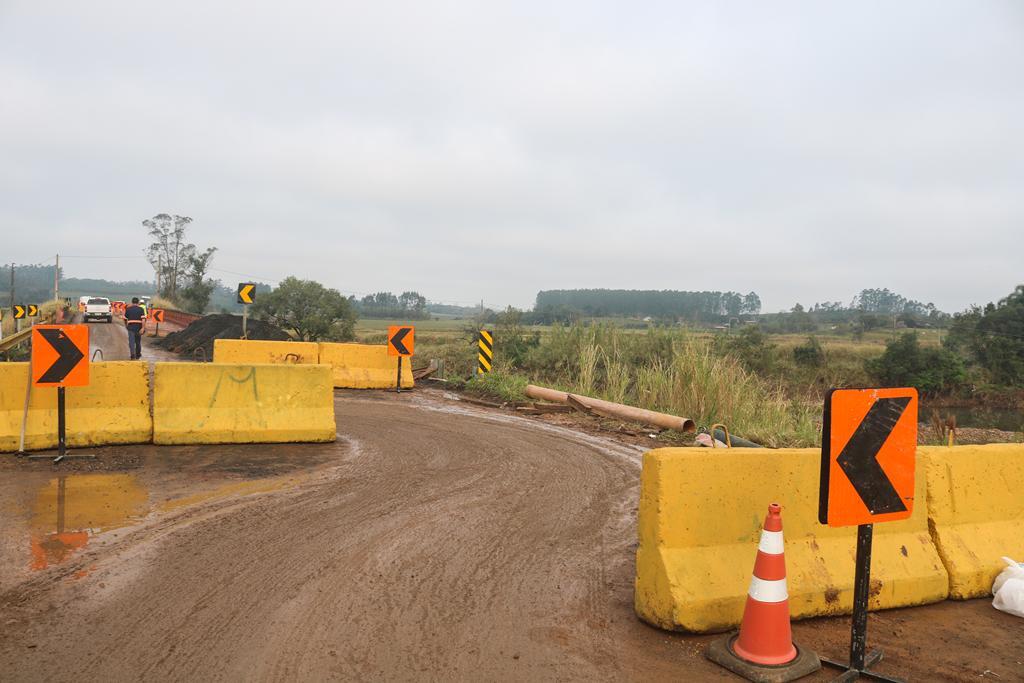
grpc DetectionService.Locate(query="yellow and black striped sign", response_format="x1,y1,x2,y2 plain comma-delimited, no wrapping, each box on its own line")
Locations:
13,304,27,319
27,304,38,317
477,329,493,374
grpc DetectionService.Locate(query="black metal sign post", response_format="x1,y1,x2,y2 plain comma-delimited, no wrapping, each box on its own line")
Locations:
27,384,95,464
396,356,403,394
849,524,873,671
26,325,96,464
56,386,67,463
820,523,905,682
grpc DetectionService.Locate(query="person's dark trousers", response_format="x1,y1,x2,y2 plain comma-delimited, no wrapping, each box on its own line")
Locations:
127,325,142,360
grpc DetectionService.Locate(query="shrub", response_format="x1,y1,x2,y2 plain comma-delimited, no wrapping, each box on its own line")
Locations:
948,285,1024,387
866,332,965,395
253,276,356,341
717,325,775,374
793,336,825,367
492,306,540,368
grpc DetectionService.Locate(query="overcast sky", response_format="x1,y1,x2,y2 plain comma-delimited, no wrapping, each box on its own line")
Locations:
1,2,1021,313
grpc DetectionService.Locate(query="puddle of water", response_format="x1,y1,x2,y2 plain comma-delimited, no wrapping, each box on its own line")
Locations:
29,473,148,571
1,440,343,588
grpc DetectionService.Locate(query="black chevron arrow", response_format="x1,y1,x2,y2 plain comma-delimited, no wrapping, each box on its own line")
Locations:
37,328,85,383
837,396,911,514
390,327,412,355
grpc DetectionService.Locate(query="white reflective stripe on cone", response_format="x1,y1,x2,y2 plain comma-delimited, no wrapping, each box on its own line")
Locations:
748,576,788,603
758,530,785,555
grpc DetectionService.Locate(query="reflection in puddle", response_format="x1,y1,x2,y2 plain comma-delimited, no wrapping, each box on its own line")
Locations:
159,476,302,513
30,474,148,570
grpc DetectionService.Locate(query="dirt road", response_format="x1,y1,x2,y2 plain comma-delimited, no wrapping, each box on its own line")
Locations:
1,331,1021,680
82,315,181,363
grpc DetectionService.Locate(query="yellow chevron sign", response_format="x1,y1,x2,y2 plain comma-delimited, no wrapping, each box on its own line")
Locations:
237,283,256,305
13,305,26,319
27,304,38,317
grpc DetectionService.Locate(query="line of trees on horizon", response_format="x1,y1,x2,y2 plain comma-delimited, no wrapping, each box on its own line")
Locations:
533,289,762,323
0,264,979,337
354,291,429,319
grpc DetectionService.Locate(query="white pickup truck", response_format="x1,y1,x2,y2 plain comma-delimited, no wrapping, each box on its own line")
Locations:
84,297,113,323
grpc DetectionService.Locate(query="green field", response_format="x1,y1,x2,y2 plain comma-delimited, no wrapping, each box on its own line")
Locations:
356,317,927,448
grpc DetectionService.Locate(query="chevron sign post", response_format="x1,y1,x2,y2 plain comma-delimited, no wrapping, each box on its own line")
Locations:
387,325,415,393
818,387,917,680
237,283,256,339
30,324,90,462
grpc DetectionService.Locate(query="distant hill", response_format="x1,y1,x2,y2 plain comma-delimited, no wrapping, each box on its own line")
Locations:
0,262,275,313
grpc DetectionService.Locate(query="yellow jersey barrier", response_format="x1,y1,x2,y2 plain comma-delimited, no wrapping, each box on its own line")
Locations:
152,363,336,445
635,447,948,633
318,342,414,389
923,443,1024,599
0,362,152,452
212,339,320,365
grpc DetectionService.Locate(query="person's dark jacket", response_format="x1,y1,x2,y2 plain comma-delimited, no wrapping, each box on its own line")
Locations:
124,304,145,327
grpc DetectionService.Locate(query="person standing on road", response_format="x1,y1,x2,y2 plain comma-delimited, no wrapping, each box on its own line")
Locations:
124,297,146,360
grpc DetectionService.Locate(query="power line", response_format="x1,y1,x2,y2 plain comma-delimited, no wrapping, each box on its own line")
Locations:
61,255,147,260
208,267,283,283
7,257,499,311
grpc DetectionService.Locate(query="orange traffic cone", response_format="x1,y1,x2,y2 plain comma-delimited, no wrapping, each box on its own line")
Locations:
706,503,820,682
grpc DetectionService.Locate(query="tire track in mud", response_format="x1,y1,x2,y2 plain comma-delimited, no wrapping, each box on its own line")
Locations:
0,392,704,682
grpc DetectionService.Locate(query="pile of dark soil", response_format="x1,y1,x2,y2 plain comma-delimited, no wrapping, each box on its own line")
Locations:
157,313,290,360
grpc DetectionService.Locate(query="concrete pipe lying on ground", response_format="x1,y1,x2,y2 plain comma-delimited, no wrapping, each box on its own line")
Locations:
525,384,695,433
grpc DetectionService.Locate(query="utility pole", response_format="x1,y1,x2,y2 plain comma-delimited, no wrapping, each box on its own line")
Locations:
10,262,16,334
54,253,60,302
157,254,162,296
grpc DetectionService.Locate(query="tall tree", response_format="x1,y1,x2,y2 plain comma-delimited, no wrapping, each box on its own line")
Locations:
178,247,218,314
399,291,427,315
741,292,762,316
143,214,194,299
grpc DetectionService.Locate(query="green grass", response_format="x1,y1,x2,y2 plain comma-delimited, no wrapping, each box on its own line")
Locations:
351,315,953,448
355,317,471,337
335,312,991,442
464,371,529,403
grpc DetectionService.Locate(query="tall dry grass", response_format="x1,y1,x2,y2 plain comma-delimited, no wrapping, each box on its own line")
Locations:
522,324,821,447
150,295,181,311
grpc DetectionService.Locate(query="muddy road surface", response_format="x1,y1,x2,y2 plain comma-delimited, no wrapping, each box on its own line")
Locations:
80,314,181,363
0,325,1021,681
0,393,691,680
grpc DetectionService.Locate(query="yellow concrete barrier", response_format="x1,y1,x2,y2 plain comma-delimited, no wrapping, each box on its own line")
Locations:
923,443,1024,599
212,339,319,365
318,342,413,389
0,362,151,452
152,363,336,445
635,447,948,633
